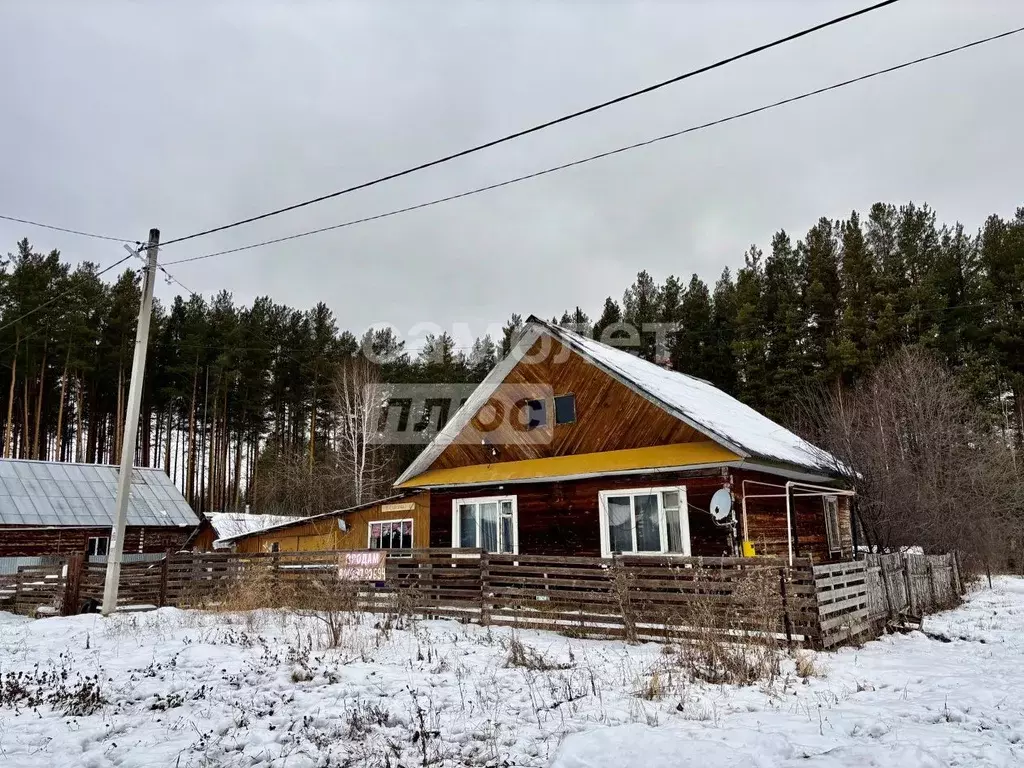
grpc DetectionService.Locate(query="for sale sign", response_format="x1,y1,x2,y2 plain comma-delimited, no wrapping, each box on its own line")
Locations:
337,550,386,581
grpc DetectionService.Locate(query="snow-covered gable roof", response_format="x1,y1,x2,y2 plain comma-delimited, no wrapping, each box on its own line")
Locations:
544,320,838,474
208,513,304,546
395,318,840,486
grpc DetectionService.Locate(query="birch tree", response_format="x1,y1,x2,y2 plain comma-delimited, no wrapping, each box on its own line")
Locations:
334,356,394,505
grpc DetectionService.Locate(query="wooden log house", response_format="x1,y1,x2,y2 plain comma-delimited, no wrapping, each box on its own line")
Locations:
395,317,854,564
0,459,198,558
214,492,432,554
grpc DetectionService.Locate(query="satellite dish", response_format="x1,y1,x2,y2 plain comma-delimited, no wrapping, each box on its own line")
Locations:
710,488,734,526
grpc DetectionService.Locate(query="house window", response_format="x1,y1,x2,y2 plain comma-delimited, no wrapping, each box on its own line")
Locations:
524,399,546,430
598,487,690,558
369,519,413,550
554,394,576,425
269,541,280,553
823,496,841,554
87,536,108,557
452,496,517,553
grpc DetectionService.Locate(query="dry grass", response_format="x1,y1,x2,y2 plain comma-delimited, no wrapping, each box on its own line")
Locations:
665,564,785,686
794,650,825,679
216,565,288,612
202,563,364,648
503,637,571,671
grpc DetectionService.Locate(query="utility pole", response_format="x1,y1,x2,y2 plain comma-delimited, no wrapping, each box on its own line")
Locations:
102,228,160,615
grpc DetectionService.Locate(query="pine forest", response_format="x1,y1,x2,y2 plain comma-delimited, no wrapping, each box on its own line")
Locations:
2,201,1022,516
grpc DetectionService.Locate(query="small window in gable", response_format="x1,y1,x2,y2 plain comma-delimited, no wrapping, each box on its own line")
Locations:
554,394,576,425
524,399,546,430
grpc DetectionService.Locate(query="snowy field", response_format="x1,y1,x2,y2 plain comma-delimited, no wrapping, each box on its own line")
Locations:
1,579,1022,767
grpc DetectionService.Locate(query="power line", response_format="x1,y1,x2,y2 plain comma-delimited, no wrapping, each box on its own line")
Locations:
156,0,901,250
162,24,1023,268
0,213,133,244
157,265,196,298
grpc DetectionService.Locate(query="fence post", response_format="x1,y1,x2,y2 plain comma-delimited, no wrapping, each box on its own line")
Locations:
951,552,963,597
479,551,490,626
878,557,894,623
927,560,936,613
779,566,793,648
903,553,917,617
157,549,172,608
13,566,24,614
806,562,824,649
62,554,84,617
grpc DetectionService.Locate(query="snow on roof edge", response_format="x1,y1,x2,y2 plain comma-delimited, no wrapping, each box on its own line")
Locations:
534,318,841,476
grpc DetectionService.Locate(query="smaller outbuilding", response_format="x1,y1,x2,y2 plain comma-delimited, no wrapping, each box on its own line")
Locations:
188,512,306,551
0,458,199,558
215,491,431,554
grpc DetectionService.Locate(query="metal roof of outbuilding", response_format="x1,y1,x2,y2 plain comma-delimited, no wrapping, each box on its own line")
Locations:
0,459,198,528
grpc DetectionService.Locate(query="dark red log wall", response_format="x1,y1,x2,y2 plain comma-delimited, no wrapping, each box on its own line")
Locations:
429,467,851,562
0,526,194,557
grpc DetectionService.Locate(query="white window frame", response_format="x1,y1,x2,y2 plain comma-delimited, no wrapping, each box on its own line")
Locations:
823,496,841,554
87,536,109,558
367,518,415,550
598,486,690,558
451,495,519,554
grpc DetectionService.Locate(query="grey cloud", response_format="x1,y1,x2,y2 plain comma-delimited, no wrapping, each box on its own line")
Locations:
1,1,1021,346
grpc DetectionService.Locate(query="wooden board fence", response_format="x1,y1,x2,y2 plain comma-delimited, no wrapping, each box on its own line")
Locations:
1,548,966,650
79,558,166,610
483,553,821,644
812,560,872,648
1,563,67,616
863,552,961,629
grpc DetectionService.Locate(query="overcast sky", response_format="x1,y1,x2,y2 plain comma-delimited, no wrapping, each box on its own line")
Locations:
1,1,1021,350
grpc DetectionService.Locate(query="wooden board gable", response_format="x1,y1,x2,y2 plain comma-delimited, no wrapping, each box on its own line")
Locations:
427,336,710,472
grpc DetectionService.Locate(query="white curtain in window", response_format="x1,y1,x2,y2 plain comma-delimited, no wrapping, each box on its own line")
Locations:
499,500,514,553
607,496,632,553
480,502,498,552
459,504,477,548
663,491,683,553
634,494,660,551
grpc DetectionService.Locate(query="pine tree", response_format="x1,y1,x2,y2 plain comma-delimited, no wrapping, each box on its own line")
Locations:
558,306,591,336
799,218,842,385
622,270,661,361
978,210,1024,442
670,275,713,381
706,269,738,394
468,334,498,379
732,247,768,410
591,297,622,344
865,203,903,358
761,230,805,417
835,212,875,383
500,313,523,357
897,202,943,347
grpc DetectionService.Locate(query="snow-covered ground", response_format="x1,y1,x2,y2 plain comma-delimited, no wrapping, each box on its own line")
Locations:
1,579,1022,767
